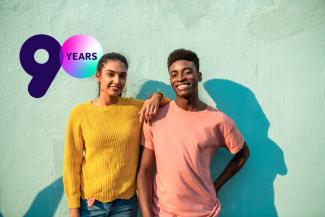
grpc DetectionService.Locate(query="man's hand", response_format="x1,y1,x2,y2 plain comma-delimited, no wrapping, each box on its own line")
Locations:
69,208,80,217
138,93,163,123
213,142,250,196
215,189,219,198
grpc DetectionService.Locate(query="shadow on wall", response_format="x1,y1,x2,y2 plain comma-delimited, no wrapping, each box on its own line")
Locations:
23,177,63,217
138,79,287,217
204,79,287,217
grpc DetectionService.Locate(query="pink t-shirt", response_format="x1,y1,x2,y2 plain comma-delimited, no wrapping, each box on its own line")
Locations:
141,101,244,217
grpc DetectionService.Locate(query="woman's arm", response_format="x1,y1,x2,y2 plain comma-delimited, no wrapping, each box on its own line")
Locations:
138,93,170,123
68,208,80,217
137,147,155,217
63,108,84,215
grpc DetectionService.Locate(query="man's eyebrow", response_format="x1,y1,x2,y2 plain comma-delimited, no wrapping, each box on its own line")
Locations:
170,67,192,73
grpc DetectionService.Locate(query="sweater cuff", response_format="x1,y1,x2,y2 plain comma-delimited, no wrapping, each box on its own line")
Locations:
67,197,81,208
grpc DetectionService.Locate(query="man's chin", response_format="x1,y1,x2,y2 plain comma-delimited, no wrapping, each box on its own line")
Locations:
175,91,193,99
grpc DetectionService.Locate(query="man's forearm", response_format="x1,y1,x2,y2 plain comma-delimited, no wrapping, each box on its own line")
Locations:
137,169,154,217
214,143,250,193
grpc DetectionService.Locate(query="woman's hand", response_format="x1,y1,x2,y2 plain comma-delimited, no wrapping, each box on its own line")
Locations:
87,198,96,207
138,93,163,123
69,208,80,217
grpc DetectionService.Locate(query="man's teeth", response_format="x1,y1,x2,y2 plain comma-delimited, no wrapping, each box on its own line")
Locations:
177,84,190,90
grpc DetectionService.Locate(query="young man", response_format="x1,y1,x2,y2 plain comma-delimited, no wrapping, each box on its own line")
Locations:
137,49,250,217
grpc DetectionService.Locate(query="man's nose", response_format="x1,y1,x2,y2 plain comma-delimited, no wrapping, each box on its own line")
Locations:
176,73,185,82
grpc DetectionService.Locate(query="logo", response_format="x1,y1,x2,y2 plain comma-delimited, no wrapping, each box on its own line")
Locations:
20,34,103,98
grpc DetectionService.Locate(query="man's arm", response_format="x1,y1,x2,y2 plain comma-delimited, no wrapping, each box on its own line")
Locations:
137,147,155,217
214,142,250,195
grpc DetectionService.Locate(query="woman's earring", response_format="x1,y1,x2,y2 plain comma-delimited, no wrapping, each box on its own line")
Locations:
122,87,127,97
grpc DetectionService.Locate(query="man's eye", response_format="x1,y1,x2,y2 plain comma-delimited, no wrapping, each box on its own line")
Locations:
170,73,176,77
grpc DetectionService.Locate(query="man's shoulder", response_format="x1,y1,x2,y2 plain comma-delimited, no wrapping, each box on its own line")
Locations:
204,105,235,123
158,101,171,112
151,102,172,123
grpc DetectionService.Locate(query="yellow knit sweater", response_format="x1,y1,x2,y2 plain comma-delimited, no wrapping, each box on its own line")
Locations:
63,96,168,208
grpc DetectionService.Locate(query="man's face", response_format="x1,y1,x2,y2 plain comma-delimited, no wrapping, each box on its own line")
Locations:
169,60,202,98
96,60,127,97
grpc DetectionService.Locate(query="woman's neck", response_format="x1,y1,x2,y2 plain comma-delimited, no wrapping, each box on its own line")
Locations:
93,94,119,106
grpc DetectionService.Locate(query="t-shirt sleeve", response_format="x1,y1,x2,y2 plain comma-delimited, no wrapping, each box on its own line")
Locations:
219,113,244,154
141,122,155,150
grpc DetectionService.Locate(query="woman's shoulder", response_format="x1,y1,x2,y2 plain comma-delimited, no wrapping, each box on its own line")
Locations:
121,97,144,107
68,101,91,119
71,101,90,111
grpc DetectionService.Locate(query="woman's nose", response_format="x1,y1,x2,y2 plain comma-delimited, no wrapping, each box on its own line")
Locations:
113,75,121,84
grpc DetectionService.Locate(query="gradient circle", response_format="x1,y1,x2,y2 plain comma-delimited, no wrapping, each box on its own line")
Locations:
60,34,103,78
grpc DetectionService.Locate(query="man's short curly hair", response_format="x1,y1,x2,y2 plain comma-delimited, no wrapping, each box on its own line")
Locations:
167,49,199,72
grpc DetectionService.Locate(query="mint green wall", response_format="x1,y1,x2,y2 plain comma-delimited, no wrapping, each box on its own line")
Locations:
1,1,325,216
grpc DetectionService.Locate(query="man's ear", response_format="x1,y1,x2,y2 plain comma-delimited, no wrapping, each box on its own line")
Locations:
198,71,202,82
95,71,101,82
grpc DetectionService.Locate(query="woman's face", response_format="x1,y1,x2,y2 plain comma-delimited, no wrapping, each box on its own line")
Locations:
96,60,127,97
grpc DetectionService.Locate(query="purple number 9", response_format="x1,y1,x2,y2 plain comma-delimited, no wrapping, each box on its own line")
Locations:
19,34,61,98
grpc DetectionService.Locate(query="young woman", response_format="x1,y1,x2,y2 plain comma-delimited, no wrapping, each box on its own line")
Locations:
63,52,168,217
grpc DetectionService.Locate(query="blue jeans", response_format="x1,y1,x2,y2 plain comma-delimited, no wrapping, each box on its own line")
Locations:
80,194,138,217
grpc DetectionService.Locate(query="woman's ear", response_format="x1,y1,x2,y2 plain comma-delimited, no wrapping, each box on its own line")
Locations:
95,71,101,82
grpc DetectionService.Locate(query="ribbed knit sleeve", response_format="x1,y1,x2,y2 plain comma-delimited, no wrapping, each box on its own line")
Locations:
127,94,170,107
63,105,85,208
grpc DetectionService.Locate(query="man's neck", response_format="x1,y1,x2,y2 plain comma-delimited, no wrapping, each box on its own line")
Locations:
175,95,206,112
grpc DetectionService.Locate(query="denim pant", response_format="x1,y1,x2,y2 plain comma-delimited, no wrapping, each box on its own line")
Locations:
80,194,138,217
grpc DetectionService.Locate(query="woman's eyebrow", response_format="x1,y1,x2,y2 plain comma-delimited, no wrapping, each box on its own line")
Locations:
106,70,116,73
105,69,127,74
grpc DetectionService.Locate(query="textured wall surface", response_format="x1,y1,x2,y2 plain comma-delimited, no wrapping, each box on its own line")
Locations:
1,0,325,217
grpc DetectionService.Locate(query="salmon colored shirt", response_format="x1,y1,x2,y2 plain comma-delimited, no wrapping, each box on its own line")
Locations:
141,101,244,217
